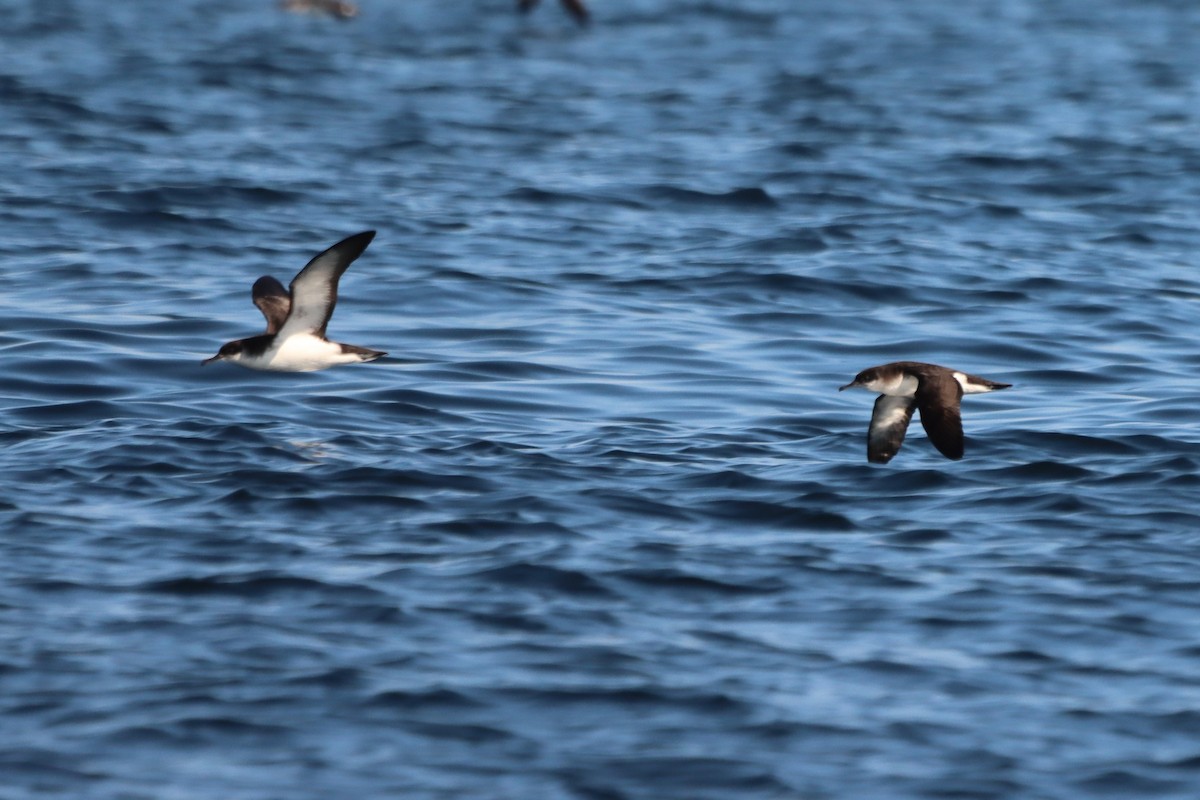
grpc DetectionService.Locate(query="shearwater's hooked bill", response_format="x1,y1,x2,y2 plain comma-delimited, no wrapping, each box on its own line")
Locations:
839,361,1011,464
203,231,386,372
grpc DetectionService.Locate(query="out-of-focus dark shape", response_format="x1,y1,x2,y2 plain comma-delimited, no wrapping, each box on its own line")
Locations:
518,0,590,26
279,0,359,20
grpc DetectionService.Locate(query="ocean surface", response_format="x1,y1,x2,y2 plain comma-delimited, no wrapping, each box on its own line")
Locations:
3,0,1200,797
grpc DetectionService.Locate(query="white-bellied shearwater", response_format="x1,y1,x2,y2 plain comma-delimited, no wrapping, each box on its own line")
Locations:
203,231,386,372
839,361,1011,464
518,0,590,25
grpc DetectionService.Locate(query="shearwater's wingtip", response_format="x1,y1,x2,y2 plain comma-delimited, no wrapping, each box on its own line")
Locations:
339,229,376,247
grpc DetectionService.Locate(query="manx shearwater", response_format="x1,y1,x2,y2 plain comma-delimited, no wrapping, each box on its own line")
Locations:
203,231,386,372
839,361,1011,464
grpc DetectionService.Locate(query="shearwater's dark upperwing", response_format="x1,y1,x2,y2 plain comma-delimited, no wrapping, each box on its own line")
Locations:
252,275,290,334
915,370,965,460
277,230,376,340
868,395,917,464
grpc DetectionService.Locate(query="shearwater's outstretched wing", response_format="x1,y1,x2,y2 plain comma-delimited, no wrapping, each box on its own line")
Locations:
252,276,290,334
868,394,917,464
277,230,376,340
915,371,965,460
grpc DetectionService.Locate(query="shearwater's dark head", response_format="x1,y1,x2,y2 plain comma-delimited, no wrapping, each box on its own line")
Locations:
839,365,887,392
202,339,246,366
202,334,275,366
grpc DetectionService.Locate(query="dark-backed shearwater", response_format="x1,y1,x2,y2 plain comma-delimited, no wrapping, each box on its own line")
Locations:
839,361,1011,464
518,0,590,25
203,231,386,372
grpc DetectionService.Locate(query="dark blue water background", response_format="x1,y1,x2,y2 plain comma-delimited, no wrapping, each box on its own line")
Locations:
3,1,1200,797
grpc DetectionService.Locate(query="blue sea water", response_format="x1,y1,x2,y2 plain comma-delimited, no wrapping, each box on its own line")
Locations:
2,0,1200,797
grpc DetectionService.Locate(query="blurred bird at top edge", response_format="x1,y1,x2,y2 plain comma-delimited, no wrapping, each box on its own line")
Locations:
279,0,358,20
518,0,590,26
